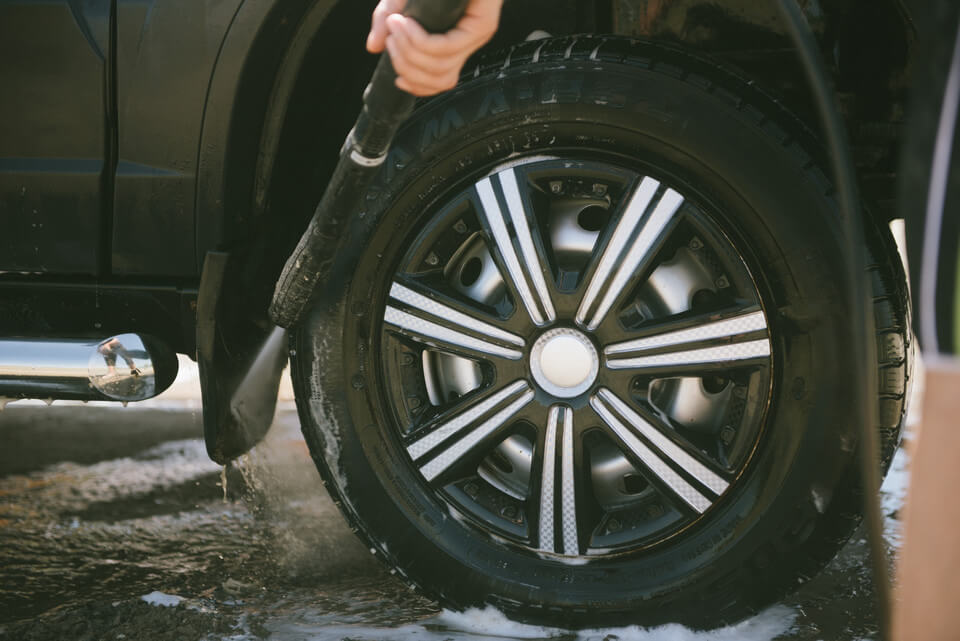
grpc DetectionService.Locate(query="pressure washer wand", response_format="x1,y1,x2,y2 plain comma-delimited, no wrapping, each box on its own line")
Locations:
269,0,470,328
774,2,891,638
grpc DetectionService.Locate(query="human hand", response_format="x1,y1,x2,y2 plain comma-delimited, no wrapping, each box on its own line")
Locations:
366,0,503,96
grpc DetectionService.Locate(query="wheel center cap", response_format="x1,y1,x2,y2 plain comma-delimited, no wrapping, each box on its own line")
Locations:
530,328,599,398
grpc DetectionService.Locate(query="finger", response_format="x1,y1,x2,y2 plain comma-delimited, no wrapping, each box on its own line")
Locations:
435,69,460,93
388,0,502,56
388,17,463,75
395,15,476,57
422,0,503,53
466,0,505,30
395,75,429,96
367,0,405,53
387,39,458,96
396,70,459,97
386,35,456,94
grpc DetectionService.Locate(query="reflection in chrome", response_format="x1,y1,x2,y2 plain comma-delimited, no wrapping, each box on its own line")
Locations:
591,392,713,513
605,309,767,355
419,388,535,482
90,335,151,400
475,177,550,326
0,334,177,402
384,306,523,360
597,388,728,495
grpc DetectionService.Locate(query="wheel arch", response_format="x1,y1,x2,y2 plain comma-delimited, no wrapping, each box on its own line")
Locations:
198,0,915,333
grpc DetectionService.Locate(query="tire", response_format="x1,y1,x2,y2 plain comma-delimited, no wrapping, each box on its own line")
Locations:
290,37,910,628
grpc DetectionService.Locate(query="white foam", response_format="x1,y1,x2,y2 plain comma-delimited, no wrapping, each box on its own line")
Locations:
262,605,796,641
880,444,911,548
575,606,796,640
437,606,565,638
141,591,182,608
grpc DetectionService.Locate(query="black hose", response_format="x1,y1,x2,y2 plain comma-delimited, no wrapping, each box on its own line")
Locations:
270,0,470,328
773,2,891,639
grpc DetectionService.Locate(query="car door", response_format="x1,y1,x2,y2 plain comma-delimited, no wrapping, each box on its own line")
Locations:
110,0,242,277
0,0,111,275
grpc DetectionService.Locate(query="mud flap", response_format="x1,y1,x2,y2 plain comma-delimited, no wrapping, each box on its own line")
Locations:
197,252,288,464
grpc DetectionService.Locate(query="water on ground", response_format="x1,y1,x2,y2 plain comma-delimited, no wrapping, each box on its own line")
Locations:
0,366,912,641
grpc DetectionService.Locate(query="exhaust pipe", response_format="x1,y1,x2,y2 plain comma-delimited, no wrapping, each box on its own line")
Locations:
0,334,178,402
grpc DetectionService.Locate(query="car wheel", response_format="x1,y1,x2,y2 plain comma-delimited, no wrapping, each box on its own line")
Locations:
290,37,909,627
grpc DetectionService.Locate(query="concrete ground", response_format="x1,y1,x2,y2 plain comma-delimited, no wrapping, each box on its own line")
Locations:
0,353,916,641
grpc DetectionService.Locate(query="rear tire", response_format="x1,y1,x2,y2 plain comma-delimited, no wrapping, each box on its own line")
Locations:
290,37,910,628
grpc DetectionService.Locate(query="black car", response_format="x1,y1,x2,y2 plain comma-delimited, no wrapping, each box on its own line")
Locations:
0,0,914,628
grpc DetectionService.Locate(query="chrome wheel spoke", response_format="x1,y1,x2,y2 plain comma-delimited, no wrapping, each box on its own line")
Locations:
591,388,725,513
535,405,579,556
577,178,684,331
384,281,525,361
604,307,770,373
475,171,556,326
407,380,534,482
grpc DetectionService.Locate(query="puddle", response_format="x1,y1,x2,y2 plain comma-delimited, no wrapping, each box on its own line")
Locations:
0,399,912,641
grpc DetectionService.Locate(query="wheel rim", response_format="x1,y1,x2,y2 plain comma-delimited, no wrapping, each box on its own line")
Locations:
377,157,773,559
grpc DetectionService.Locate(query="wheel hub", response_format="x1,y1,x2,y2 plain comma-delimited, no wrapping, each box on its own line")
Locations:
530,328,599,398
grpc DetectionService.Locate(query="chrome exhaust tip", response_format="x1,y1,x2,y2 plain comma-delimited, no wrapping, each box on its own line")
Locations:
0,334,179,402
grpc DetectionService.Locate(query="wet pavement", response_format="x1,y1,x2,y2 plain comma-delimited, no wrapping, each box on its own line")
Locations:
0,364,912,641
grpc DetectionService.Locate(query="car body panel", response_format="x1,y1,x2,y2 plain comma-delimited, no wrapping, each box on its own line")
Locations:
194,0,341,272
1,0,916,281
0,0,110,274
112,0,244,276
